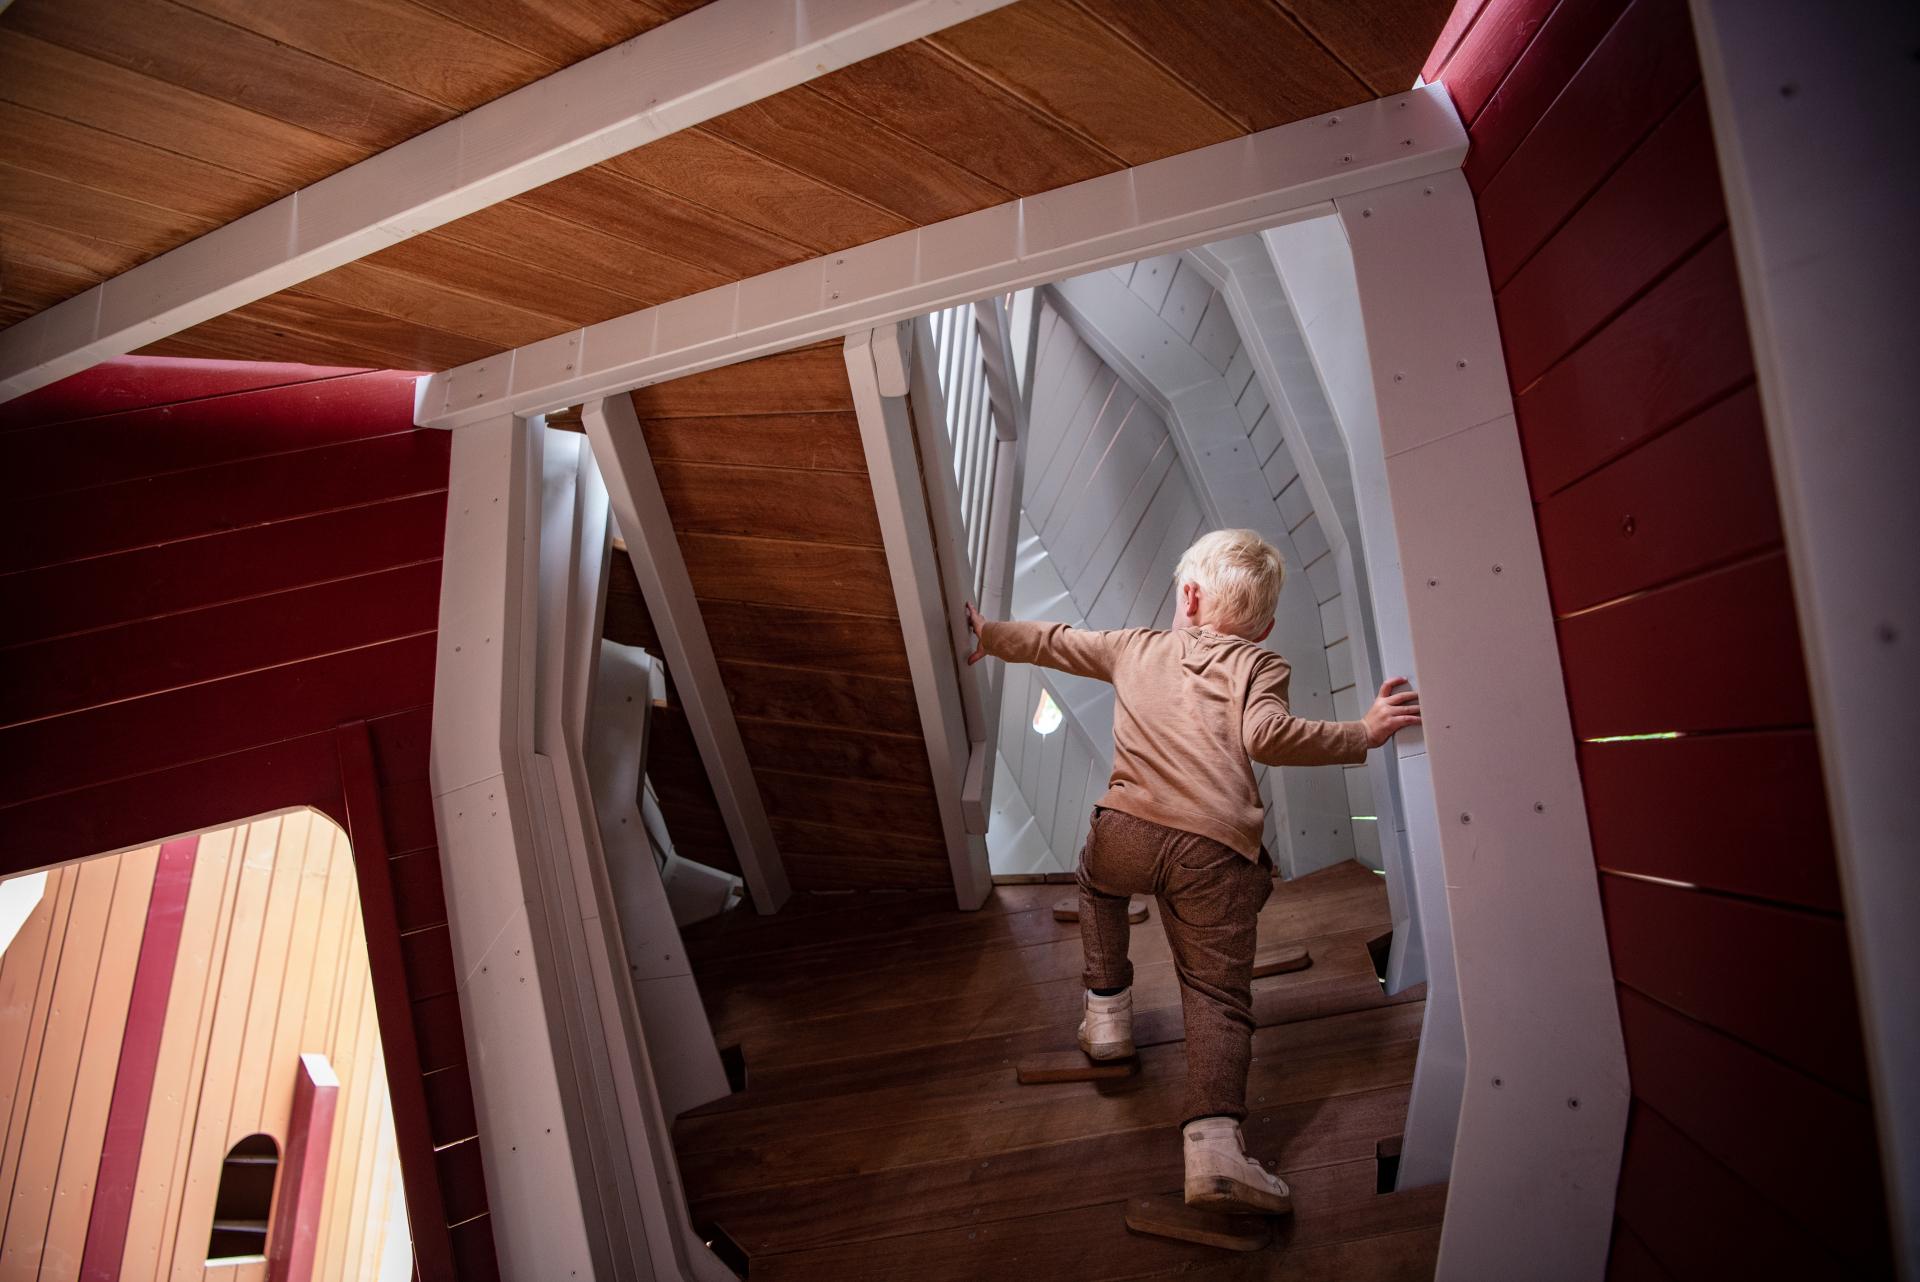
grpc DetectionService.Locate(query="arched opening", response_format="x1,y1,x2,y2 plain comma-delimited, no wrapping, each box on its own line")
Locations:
207,1133,278,1265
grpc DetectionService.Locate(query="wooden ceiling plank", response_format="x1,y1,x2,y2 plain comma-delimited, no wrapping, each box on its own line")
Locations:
292,262,576,351
1279,0,1460,99
653,460,886,547
703,88,1011,226
929,0,1242,166
5,0,450,151
809,41,1120,195
0,102,284,226
135,309,426,371
0,165,218,259
516,166,812,281
170,0,561,114
0,31,362,191
430,201,728,308
637,412,870,473
359,232,649,329
630,346,855,418
0,260,105,317
601,128,914,255
0,0,1020,400
220,292,495,371
1072,0,1372,134
0,220,126,291
401,0,684,67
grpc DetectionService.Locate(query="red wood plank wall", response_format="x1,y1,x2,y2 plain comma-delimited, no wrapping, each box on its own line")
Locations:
0,356,498,1280
1426,3,1890,1276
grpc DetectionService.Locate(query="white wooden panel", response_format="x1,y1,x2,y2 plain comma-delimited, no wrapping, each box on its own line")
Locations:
1127,254,1181,312
1331,684,1362,722
1158,261,1213,341
1192,294,1241,374
1025,339,1103,500
1030,368,1118,526
1236,378,1270,432
1275,476,1314,530
1222,346,1257,401
1263,440,1301,496
0,0,1020,401
1088,478,1197,628
1326,636,1355,691
1051,401,1163,582
1040,383,1136,544
1691,4,1920,1263
1320,594,1349,644
1073,441,1178,610
1123,507,1202,630
1050,734,1094,860
1305,551,1341,604
1248,406,1284,466
1293,514,1332,567
419,86,1468,429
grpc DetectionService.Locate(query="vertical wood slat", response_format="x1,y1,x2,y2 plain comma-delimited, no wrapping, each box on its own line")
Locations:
266,1054,340,1282
336,720,457,1279
78,836,198,1282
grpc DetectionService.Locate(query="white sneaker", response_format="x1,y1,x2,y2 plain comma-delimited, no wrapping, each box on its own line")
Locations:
1183,1117,1292,1215
1077,988,1134,1060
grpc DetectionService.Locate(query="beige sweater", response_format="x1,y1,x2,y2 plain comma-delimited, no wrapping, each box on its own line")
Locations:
980,619,1369,859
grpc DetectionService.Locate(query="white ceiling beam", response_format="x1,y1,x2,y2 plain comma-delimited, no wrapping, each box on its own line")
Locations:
418,85,1467,429
0,0,1018,402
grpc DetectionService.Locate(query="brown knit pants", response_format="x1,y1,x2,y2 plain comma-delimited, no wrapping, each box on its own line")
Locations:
1077,806,1273,1126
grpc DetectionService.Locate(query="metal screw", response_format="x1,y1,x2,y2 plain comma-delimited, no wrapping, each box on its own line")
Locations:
1779,82,1797,98
1329,115,1341,125
1426,578,1438,588
1460,812,1472,825
1341,154,1354,163
1621,515,1637,536
1361,208,1373,218
1456,359,1469,369
1567,1097,1581,1110
1533,802,1546,814
1492,1077,1503,1088
1402,138,1414,146
1877,622,1899,644
1492,563,1503,575
1423,187,1434,196
1393,372,1405,383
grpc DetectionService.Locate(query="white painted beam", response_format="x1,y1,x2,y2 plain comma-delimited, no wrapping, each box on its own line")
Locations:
582,394,792,916
846,325,993,907
0,0,1018,402
1339,170,1628,1281
419,86,1467,428
1690,3,1920,1270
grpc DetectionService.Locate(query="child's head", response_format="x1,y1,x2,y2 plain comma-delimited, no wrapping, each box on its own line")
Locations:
1174,529,1284,641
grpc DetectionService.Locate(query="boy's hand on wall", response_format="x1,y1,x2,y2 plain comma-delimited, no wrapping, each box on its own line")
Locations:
1362,677,1421,747
964,601,988,665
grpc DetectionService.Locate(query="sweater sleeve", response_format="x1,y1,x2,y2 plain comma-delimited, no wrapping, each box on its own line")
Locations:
1243,655,1370,767
978,619,1130,684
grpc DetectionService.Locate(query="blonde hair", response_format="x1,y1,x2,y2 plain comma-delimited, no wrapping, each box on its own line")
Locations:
1174,529,1285,634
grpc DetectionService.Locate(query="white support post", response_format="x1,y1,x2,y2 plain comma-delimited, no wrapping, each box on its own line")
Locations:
846,325,993,908
1043,271,1351,879
1338,170,1629,1281
418,85,1467,429
431,415,735,1282
581,394,791,915
0,0,1019,401
1689,4,1919,1269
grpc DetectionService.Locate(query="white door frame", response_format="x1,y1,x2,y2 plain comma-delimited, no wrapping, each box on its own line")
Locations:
422,83,1630,1277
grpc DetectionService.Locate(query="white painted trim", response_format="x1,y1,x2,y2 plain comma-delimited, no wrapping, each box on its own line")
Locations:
846,326,993,907
1042,269,1351,880
1337,170,1628,1281
581,394,792,915
0,0,1018,401
418,85,1467,428
1690,4,1919,1270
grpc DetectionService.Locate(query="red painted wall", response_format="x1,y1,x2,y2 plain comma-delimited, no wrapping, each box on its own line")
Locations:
0,357,497,1280
1427,2,1890,1277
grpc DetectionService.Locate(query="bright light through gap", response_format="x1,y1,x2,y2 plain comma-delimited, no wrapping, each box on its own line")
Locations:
1032,689,1063,736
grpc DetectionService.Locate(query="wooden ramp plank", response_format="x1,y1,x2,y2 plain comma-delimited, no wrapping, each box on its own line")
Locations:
1052,895,1148,923
1254,943,1312,977
1015,1051,1137,1084
1124,1192,1276,1251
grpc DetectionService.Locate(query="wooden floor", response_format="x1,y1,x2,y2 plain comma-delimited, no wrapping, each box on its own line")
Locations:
673,861,1445,1280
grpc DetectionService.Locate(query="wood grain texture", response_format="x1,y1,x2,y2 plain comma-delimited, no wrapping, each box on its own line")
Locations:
1281,0,1459,97
672,861,1440,1275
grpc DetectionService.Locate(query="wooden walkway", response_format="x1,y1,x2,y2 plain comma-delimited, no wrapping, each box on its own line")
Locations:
673,861,1445,1280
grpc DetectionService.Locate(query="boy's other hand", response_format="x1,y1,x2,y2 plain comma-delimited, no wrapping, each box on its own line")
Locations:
964,601,988,665
1362,677,1421,747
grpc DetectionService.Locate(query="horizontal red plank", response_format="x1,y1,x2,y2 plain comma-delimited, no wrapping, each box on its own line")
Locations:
367,704,434,787
1517,231,1754,499
436,1138,491,1225
0,631,436,809
423,1062,478,1149
1558,552,1811,738
1,427,451,575
1,560,442,728
1617,987,1890,1274
1498,86,1726,391
1463,0,1633,191
0,490,448,650
1580,730,1839,911
401,923,459,1001
449,1214,502,1282
1421,0,1492,84
413,993,469,1075
0,726,345,877
1615,1105,1849,1280
1434,0,1556,128
1604,1224,1672,1282
5,370,420,500
380,776,440,858
1537,385,1779,614
0,356,374,432
1477,0,1700,285
1601,873,1869,1096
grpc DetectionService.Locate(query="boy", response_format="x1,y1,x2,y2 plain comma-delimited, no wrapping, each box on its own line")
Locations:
965,528,1419,1213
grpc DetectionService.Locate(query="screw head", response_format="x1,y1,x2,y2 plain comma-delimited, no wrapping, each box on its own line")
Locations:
1533,802,1546,814
1427,577,1438,588
1361,208,1373,218
1621,514,1637,536
1460,812,1472,825
1492,563,1503,575
1568,1097,1581,1110
1492,1076,1503,1088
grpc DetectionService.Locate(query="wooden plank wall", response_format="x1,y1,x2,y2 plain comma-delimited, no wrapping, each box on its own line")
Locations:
0,356,496,1278
627,342,952,893
1426,2,1890,1276
0,817,406,1279
1,0,1453,369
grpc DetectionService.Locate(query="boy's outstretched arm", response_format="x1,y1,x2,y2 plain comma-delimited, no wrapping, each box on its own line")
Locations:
1245,663,1422,766
964,602,1126,683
